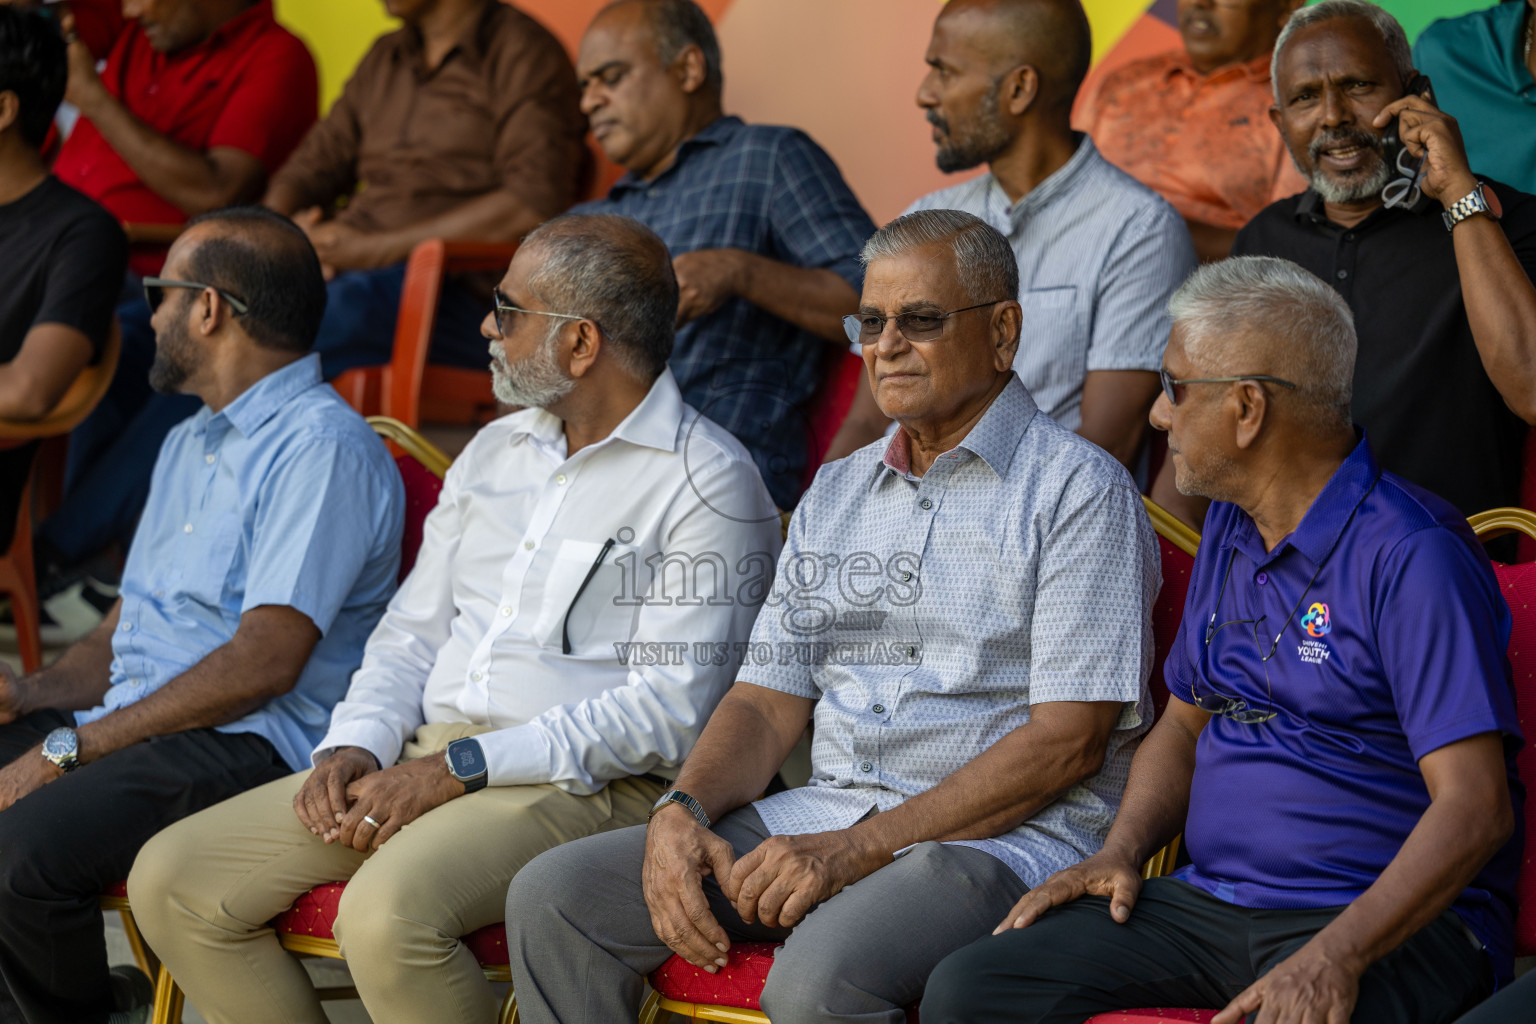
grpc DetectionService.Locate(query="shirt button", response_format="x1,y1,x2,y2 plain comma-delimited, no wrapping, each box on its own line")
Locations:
920,498,932,510
906,645,917,657
901,571,912,582
1336,269,1348,280
872,703,885,714
556,474,567,485
183,523,194,533
121,623,132,632
524,540,535,550
153,590,164,598
860,761,873,773
205,454,216,465
1344,232,1356,241
471,671,483,682
500,606,513,617
1256,572,1268,585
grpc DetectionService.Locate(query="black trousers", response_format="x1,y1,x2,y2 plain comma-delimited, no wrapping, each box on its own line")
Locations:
1454,970,1536,1024
0,709,287,1024
920,876,1494,1024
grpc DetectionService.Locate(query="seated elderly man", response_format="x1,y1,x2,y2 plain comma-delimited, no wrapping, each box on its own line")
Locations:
129,213,782,1024
506,209,1160,1024
0,207,403,1024
576,0,875,509
922,256,1523,1024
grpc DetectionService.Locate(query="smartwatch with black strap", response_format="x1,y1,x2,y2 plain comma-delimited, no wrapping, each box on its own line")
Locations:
444,737,488,793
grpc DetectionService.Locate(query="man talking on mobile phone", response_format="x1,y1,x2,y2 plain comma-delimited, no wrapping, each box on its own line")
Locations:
1184,0,1536,534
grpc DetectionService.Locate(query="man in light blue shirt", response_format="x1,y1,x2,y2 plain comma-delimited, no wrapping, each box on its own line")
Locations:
0,206,402,1024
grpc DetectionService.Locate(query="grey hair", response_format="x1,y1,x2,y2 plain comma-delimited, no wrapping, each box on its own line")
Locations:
1169,256,1356,430
1272,0,1414,102
859,209,1019,306
522,213,677,381
605,0,723,96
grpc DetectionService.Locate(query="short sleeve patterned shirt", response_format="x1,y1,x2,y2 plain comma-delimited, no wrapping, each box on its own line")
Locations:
744,376,1160,886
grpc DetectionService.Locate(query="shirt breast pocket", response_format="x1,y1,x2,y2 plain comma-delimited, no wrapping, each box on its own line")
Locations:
177,512,244,606
1016,286,1088,375
531,540,639,654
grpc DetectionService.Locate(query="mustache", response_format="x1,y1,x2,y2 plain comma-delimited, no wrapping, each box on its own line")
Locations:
926,109,948,134
1308,128,1382,164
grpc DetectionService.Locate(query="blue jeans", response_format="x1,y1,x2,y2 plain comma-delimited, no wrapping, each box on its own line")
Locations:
36,265,488,569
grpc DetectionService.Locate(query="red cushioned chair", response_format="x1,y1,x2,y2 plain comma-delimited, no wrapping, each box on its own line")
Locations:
144,419,458,1024
1087,506,1536,1024
635,500,1199,1023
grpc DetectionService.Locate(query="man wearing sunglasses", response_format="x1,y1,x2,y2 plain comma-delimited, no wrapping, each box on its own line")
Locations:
129,213,781,1024
506,209,1158,1024
923,256,1522,1024
0,206,403,1024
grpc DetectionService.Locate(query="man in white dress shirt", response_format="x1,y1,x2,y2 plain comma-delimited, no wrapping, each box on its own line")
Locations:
127,213,782,1024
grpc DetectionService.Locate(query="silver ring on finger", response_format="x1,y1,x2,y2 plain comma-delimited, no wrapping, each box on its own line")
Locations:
362,815,382,829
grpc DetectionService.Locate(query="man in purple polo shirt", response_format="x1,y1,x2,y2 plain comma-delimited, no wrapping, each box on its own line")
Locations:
921,255,1524,1024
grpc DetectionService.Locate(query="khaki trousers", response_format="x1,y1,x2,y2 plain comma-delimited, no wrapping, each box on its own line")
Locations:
128,722,664,1024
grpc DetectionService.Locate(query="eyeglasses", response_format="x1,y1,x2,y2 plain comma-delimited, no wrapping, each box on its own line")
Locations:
1192,544,1332,724
1159,368,1296,407
493,290,598,340
142,278,249,316
842,300,1008,346
562,537,615,656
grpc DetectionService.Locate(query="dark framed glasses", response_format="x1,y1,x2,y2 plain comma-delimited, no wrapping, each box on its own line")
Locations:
1159,368,1296,407
842,300,1008,346
493,290,596,340
142,278,249,316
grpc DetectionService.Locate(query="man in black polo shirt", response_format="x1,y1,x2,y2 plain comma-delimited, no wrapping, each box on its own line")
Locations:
1234,0,1536,517
0,9,125,555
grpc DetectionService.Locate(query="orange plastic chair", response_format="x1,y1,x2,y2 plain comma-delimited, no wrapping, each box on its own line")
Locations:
0,322,121,672
635,500,1197,1023
1083,507,1536,1024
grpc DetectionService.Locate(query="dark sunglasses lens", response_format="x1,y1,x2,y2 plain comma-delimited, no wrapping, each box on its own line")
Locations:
896,314,944,341
1160,370,1178,406
145,285,163,313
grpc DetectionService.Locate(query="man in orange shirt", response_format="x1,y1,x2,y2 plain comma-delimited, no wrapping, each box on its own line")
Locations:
1077,0,1307,260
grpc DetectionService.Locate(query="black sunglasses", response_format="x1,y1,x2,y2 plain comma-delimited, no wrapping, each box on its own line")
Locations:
142,277,249,316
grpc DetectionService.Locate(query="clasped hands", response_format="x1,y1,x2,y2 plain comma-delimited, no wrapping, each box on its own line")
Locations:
292,745,465,853
993,850,1366,1024
642,804,883,972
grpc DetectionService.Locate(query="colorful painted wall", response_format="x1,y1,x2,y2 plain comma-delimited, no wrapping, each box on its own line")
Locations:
271,0,1492,224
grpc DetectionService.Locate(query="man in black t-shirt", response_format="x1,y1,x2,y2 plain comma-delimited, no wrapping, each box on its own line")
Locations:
1230,0,1536,518
0,11,126,588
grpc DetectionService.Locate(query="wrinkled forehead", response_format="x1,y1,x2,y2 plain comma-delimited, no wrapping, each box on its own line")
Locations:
1275,17,1399,92
859,245,966,312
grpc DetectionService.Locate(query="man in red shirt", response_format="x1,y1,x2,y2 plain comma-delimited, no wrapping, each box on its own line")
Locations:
23,0,318,644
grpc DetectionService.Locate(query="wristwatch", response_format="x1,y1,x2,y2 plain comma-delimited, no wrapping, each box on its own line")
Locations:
40,727,80,773
649,789,711,829
1443,182,1502,232
443,737,488,793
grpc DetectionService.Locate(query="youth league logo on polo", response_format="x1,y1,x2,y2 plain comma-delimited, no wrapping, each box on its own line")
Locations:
1298,602,1332,664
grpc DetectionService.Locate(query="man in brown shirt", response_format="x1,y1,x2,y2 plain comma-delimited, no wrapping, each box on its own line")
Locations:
265,0,585,376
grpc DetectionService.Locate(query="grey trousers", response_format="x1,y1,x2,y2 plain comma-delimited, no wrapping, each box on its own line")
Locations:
506,806,1028,1024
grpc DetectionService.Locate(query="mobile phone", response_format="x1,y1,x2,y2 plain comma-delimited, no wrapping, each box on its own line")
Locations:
1379,74,1433,208
1380,74,1433,169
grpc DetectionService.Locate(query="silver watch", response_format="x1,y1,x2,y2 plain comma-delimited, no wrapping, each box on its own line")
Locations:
1443,182,1501,232
649,789,711,829
41,727,80,773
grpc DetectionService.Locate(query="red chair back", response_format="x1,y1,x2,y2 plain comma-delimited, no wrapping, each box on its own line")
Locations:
1147,535,1194,717
394,454,444,582
1490,559,1536,955
803,350,866,488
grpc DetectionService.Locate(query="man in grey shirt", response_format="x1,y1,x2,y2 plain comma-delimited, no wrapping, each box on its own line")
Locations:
506,210,1159,1023
830,0,1197,473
